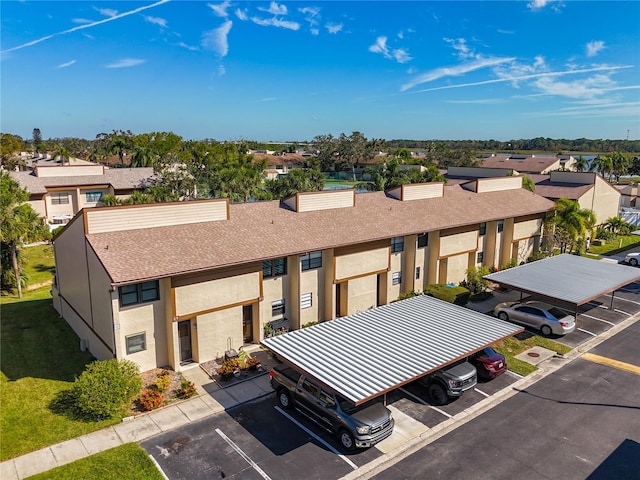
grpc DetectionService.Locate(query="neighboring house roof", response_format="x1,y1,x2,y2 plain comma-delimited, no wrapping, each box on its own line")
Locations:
252,153,306,167
480,155,559,173
84,186,554,285
10,168,156,195
533,180,593,200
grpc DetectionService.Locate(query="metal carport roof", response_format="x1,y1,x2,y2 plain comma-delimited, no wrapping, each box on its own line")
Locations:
483,254,640,308
261,295,522,405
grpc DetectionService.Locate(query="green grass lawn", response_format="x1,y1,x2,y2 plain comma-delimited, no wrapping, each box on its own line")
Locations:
588,234,640,257
0,287,119,461
493,333,572,377
26,443,163,480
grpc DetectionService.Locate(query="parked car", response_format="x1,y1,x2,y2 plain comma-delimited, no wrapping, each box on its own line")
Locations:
624,252,640,266
416,359,477,406
269,365,394,451
493,300,575,336
469,347,507,380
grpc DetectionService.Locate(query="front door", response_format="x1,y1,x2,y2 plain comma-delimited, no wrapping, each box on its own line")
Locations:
242,305,253,343
178,320,192,363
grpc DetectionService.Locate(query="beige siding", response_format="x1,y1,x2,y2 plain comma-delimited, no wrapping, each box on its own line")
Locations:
117,300,164,371
195,306,244,362
86,247,117,353
439,230,477,258
346,275,377,314
475,176,522,193
388,252,403,300
296,190,355,212
86,200,228,234
515,237,536,264
174,271,261,317
298,267,322,328
46,190,76,218
36,165,104,177
78,187,110,210
334,246,389,281
414,244,427,291
591,175,621,224
387,183,444,201
513,218,543,240
261,271,290,335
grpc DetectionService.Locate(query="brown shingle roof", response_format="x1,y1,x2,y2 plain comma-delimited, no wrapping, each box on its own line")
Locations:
85,187,555,285
10,168,156,194
481,156,559,173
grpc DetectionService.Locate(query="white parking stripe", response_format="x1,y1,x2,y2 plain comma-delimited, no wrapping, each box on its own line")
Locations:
604,294,640,306
580,313,615,325
148,455,170,480
274,407,358,470
398,387,453,418
507,370,524,379
474,388,490,398
215,428,273,479
614,308,631,316
577,327,598,337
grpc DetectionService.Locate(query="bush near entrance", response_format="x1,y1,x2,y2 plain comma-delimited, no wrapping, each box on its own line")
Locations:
425,284,471,306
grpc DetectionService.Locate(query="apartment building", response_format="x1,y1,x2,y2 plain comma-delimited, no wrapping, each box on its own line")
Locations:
51,177,554,372
9,165,154,227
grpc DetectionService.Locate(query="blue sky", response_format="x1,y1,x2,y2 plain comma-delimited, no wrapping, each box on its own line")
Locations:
2,1,639,142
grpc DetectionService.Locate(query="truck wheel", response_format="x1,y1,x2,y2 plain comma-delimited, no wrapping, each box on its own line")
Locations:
541,325,552,336
428,383,448,406
339,429,355,451
277,389,292,409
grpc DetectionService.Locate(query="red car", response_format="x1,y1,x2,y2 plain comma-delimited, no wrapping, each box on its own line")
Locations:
469,347,507,380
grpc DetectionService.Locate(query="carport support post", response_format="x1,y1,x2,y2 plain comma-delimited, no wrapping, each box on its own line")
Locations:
610,291,615,310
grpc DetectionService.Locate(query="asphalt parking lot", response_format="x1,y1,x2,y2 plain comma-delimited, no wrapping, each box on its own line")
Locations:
142,281,640,480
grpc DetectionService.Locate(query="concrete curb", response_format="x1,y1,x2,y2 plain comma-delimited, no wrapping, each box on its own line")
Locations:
341,312,640,480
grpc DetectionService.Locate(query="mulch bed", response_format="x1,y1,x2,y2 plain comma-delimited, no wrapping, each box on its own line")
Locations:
130,368,186,414
200,350,275,388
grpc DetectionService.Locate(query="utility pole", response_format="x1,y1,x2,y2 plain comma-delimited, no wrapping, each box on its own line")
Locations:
627,129,630,141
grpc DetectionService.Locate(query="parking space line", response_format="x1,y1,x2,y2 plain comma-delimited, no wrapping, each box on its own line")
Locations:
215,428,273,479
507,370,524,379
581,353,640,376
604,294,640,306
579,314,615,325
577,327,598,337
148,455,170,480
398,387,453,418
614,308,632,316
474,388,490,398
274,406,358,470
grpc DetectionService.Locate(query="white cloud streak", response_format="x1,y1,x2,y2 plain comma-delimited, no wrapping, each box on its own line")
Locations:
259,2,287,15
251,16,299,30
208,0,231,18
105,58,146,68
369,36,412,64
57,60,76,69
586,40,605,57
201,20,232,57
406,65,633,94
402,57,515,91
326,23,343,34
95,7,118,17
1,0,170,54
144,15,167,28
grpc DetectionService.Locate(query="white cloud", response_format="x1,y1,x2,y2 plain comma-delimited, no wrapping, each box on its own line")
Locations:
144,15,167,28
493,56,547,86
106,58,146,68
201,20,233,57
310,28,319,36
2,0,170,54
325,23,343,34
71,18,92,24
444,37,474,60
369,36,412,64
259,1,287,15
208,1,232,18
533,73,616,99
586,40,605,57
95,7,117,17
235,8,248,21
177,41,198,51
299,6,320,25
402,56,515,91
56,59,76,69
251,16,299,30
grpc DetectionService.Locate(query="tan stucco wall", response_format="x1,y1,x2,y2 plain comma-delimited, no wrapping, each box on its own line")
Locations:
28,199,46,217
194,306,244,363
439,230,477,258
46,190,76,218
261,269,290,334
298,266,322,328
346,275,377,314
514,237,536,264
86,246,117,352
475,176,522,193
334,247,389,281
117,299,167,372
513,218,543,240
589,176,621,224
78,187,110,210
36,165,104,177
388,251,403,300
444,252,469,284
174,271,261,317
414,242,428,291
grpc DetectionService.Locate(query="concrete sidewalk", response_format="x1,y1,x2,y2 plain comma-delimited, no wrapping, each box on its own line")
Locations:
0,348,276,480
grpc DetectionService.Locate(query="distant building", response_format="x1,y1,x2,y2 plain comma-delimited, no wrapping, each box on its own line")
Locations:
479,154,575,174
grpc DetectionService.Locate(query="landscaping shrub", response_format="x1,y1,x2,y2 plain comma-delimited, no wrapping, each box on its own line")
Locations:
460,266,490,295
138,390,163,411
396,290,420,301
71,359,141,419
424,284,470,306
176,379,197,399
155,373,171,393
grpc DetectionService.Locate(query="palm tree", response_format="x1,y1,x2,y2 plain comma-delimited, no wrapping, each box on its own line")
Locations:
574,155,589,172
604,216,629,235
0,172,51,297
551,198,596,253
590,155,613,181
130,145,157,168
611,151,630,183
52,144,71,166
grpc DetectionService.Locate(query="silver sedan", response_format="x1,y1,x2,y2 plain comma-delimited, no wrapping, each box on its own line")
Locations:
493,300,576,336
